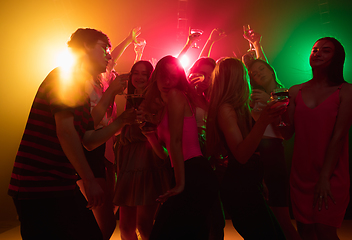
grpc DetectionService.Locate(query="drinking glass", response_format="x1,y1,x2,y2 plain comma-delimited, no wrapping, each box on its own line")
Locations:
125,91,145,123
190,29,203,48
116,73,129,95
270,88,289,127
134,38,146,54
134,38,146,48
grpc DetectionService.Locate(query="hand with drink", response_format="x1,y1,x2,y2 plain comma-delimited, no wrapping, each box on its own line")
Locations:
251,89,271,104
125,90,158,127
269,88,289,127
119,108,138,126
256,98,288,127
126,93,144,110
187,30,201,45
134,38,146,55
243,25,262,51
250,89,270,112
109,72,128,95
136,105,158,134
190,28,203,48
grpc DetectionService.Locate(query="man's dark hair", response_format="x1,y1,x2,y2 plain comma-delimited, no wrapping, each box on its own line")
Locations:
67,28,111,52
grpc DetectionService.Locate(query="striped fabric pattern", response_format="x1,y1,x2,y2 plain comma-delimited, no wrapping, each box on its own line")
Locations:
8,68,94,199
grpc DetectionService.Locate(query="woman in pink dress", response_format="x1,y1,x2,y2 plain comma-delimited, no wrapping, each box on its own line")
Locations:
282,37,352,239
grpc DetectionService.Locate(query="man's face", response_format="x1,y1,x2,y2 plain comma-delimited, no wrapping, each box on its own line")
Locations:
87,40,112,74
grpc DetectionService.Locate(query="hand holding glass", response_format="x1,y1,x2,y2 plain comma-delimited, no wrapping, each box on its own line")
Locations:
134,38,146,53
190,29,203,48
111,73,128,95
125,91,145,123
270,88,289,127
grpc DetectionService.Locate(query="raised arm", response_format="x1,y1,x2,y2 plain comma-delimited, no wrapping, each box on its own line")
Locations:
133,39,146,63
243,25,268,62
111,27,141,63
91,74,127,129
55,110,104,209
83,108,136,150
199,28,226,58
177,31,201,60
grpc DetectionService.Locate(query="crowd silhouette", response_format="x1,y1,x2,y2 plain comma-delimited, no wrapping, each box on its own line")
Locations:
8,26,352,240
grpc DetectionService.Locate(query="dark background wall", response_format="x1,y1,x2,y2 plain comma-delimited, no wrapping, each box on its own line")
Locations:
1,0,351,221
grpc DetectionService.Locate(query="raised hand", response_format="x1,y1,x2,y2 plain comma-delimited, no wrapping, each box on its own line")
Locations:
209,28,227,42
134,38,146,55
243,25,262,45
129,26,142,43
187,31,202,46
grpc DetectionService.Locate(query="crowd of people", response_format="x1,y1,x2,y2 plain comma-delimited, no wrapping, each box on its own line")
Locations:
7,25,352,240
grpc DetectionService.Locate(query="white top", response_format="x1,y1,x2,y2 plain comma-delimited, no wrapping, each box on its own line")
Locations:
85,78,117,163
251,102,283,139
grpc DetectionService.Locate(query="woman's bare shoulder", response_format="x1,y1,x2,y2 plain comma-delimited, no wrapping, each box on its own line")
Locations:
340,82,352,100
341,82,352,91
288,83,305,100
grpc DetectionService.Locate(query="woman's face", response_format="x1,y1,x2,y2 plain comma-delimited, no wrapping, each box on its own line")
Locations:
157,63,179,96
309,40,335,69
249,62,274,88
193,64,214,92
131,63,149,91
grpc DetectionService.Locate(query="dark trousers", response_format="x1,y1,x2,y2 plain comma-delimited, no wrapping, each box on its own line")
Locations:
13,189,103,240
221,178,286,240
150,156,219,240
207,193,225,240
259,138,290,207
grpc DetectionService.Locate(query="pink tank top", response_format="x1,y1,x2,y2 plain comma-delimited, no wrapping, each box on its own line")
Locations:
157,96,203,167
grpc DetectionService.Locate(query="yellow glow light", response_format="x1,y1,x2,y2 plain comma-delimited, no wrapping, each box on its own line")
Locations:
56,47,76,72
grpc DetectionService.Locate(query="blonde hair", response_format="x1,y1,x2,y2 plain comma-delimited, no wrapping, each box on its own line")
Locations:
206,57,252,158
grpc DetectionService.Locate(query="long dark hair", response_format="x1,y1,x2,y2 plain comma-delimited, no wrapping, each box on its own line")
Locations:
127,60,154,94
314,37,346,85
124,61,154,110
